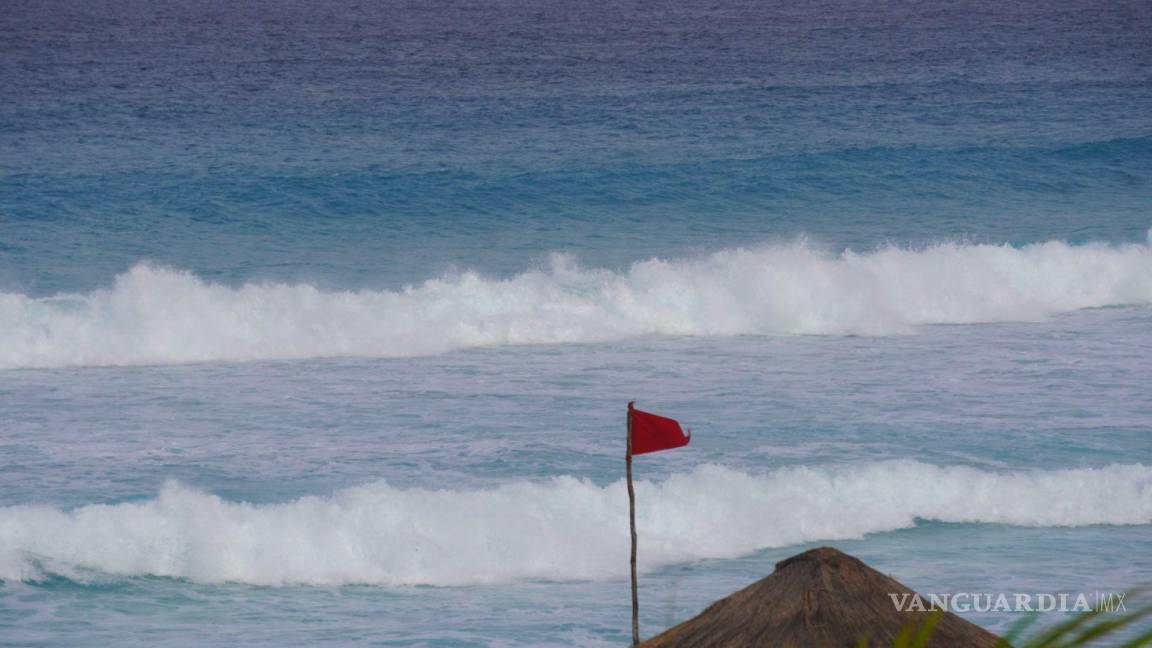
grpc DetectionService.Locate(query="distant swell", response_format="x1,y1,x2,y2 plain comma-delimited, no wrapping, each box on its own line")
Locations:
3,235,1152,368
1,461,1149,586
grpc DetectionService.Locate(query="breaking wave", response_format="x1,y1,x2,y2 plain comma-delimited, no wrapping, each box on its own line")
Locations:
1,461,1149,586
2,236,1152,368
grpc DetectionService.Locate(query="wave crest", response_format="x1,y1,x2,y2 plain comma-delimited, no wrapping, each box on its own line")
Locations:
1,461,1149,586
3,236,1152,368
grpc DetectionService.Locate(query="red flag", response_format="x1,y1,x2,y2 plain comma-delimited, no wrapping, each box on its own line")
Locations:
628,401,690,456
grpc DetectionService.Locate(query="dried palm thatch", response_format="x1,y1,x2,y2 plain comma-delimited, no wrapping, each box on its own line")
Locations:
639,547,1002,648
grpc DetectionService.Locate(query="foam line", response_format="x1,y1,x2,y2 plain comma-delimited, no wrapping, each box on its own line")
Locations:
2,235,1151,368
1,461,1148,585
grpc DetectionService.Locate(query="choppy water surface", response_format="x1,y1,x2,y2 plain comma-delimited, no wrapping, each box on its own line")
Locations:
2,0,1151,645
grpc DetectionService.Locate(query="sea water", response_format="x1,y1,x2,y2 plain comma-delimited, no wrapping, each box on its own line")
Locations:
2,0,1151,645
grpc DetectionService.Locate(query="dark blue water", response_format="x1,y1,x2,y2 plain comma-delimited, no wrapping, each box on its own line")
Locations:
3,0,1151,294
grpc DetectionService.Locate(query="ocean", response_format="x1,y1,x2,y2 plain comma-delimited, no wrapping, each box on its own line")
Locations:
1,0,1151,645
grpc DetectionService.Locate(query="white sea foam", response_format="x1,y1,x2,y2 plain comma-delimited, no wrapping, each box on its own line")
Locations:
2,236,1151,368
1,461,1149,586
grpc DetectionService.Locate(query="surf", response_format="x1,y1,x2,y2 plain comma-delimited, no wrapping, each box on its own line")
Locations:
2,234,1151,369
1,461,1149,586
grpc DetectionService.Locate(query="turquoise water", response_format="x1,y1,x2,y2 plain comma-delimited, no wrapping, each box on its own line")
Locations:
2,0,1151,645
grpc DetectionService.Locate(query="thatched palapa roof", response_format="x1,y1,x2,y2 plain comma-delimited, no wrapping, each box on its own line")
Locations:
639,547,1003,648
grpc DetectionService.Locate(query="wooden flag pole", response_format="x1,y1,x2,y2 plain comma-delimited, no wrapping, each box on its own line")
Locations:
627,401,639,645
